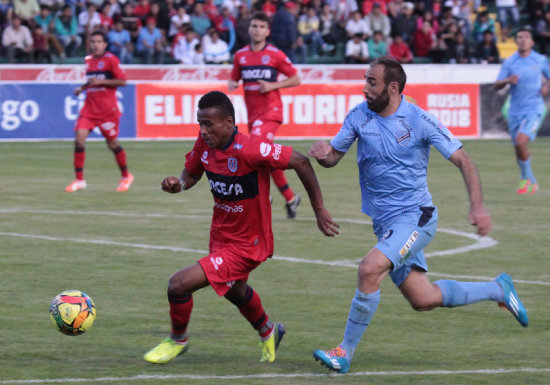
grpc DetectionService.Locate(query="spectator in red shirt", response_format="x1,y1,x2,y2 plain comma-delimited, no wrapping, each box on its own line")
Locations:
389,33,413,63
413,19,435,57
99,3,113,33
133,0,151,25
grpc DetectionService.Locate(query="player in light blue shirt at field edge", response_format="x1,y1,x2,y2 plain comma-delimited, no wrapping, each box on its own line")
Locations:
308,58,529,374
495,26,550,194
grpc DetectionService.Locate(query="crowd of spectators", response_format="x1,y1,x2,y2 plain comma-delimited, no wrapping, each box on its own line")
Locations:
0,0,548,64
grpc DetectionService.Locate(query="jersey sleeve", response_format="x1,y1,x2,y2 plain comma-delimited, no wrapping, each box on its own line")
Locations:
418,110,463,159
496,59,511,81
231,53,242,81
243,141,292,170
330,105,361,154
277,51,298,78
110,55,126,80
184,135,206,176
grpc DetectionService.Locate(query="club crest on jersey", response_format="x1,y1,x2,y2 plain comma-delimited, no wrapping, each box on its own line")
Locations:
261,55,270,64
239,56,246,64
233,143,243,150
260,142,272,157
201,150,209,164
98,61,104,69
396,129,410,146
228,157,238,173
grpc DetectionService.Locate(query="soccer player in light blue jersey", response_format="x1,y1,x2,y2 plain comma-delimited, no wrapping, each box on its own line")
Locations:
495,27,550,194
308,58,529,374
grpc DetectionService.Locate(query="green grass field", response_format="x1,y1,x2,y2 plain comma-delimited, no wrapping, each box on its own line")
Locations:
1,139,549,385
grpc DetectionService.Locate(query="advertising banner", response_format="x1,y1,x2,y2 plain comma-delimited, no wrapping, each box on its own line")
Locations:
136,83,479,139
0,84,136,139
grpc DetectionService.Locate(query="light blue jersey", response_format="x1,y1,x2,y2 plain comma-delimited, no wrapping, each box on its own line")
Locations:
331,96,463,227
496,50,550,116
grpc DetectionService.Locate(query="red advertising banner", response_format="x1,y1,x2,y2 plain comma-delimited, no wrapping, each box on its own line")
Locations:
136,83,479,139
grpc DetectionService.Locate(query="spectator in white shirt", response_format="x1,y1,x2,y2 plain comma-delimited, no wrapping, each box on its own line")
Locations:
78,2,101,50
2,16,33,62
203,29,229,64
364,2,391,40
345,32,369,63
172,27,199,64
346,10,369,40
169,5,191,41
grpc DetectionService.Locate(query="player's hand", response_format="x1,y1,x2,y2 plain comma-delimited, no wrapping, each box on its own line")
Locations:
74,86,83,96
161,176,182,193
468,207,492,236
257,80,274,93
227,80,239,92
315,207,340,237
307,141,332,160
509,75,519,85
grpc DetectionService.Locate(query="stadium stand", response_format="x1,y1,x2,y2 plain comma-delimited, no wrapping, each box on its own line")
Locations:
0,0,545,64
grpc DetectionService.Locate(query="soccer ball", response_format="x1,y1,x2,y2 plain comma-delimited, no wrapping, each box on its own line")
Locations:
49,290,96,336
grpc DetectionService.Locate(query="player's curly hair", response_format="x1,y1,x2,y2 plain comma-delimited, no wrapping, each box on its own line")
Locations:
198,91,235,123
371,57,407,94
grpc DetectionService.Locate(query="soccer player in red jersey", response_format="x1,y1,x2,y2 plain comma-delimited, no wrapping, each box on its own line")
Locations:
143,91,339,364
65,30,133,193
228,12,302,219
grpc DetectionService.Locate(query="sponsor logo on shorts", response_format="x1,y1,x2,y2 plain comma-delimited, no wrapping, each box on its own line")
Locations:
253,120,263,127
214,202,244,213
210,256,223,271
228,157,238,173
260,142,272,157
399,231,419,263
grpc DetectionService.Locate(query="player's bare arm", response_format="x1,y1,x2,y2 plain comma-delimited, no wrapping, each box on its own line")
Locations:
540,79,549,96
449,148,492,236
307,141,345,168
161,169,202,194
87,78,127,88
287,149,339,237
494,75,518,90
258,74,300,94
227,79,239,92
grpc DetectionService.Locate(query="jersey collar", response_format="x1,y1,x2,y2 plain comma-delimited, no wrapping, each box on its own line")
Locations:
222,127,239,150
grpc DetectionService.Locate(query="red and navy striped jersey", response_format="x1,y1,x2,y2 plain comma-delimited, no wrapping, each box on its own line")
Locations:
231,44,297,123
81,52,126,118
185,129,293,261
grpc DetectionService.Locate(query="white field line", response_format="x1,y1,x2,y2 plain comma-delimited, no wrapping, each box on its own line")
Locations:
1,367,550,384
0,230,547,286
0,208,497,258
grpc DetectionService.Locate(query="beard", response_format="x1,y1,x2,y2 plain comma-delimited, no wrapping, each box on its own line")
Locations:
365,86,390,113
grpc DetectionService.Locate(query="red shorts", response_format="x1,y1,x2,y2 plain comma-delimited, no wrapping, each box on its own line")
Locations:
247,118,280,142
198,248,263,296
75,114,120,140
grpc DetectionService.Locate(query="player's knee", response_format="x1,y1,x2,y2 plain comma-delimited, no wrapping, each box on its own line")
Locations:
358,258,385,285
167,272,190,296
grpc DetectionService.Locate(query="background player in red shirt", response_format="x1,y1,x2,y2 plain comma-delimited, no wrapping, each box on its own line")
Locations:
144,91,339,365
228,12,302,219
65,31,133,193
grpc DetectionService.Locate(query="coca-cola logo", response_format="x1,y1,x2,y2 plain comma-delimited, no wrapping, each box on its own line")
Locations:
36,68,86,82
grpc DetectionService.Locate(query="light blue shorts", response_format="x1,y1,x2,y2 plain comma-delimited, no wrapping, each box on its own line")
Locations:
374,206,438,287
508,112,543,143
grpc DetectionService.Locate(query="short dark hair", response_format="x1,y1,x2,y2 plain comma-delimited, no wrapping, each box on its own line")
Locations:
251,11,270,24
370,57,407,94
198,91,235,123
516,25,533,39
90,30,107,43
